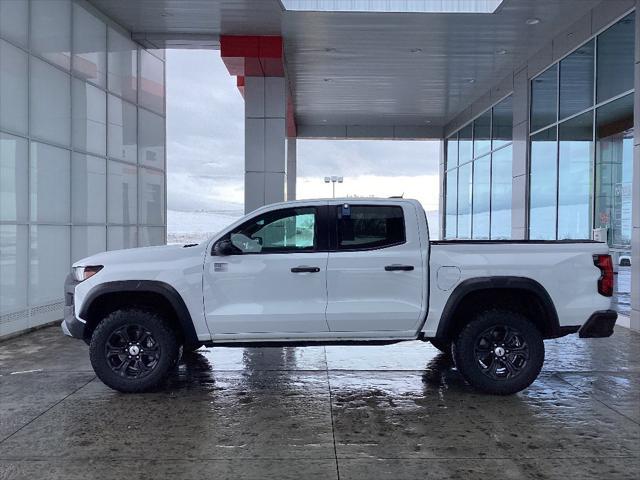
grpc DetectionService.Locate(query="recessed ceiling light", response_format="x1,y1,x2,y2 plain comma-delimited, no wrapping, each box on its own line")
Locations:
410,48,423,54
525,17,541,25
425,120,432,124
325,47,337,53
323,78,332,82
495,49,507,55
160,11,172,17
321,119,328,123
467,78,476,84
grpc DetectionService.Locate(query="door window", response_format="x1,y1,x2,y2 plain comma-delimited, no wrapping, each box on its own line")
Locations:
336,205,405,250
228,207,316,254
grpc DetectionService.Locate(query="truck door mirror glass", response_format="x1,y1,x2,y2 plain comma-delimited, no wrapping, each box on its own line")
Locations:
230,233,262,253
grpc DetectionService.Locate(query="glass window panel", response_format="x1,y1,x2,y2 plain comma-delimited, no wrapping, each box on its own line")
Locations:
0,0,28,47
139,50,165,114
595,94,634,248
458,124,473,165
490,146,512,239
138,109,165,169
139,167,165,225
72,153,106,224
0,40,28,135
596,12,635,103
107,226,137,250
29,225,70,305
107,27,137,103
446,134,458,169
445,169,458,239
559,40,594,120
529,128,558,239
30,0,71,70
0,132,28,222
558,112,594,239
531,65,557,132
492,95,512,149
72,78,107,156
472,155,490,239
139,227,166,247
107,94,137,163
457,162,472,239
0,225,28,314
336,205,405,250
72,226,106,263
72,2,107,88
473,111,491,158
107,160,137,225
30,142,71,223
30,57,71,146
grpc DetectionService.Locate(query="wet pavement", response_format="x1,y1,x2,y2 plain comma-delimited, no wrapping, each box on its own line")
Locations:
0,326,638,479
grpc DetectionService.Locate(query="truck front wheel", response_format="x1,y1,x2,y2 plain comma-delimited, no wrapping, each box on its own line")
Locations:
453,310,544,395
89,308,179,393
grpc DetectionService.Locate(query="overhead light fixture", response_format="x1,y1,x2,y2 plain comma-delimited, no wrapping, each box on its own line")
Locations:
495,49,507,55
281,0,504,13
323,78,332,82
410,48,423,54
525,17,541,25
325,47,337,53
467,78,476,84
425,120,432,124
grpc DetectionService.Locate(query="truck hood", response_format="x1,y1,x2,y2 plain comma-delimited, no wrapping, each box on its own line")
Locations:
72,243,209,268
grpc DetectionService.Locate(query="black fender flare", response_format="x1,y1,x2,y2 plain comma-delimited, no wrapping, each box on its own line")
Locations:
79,280,199,346
434,276,561,340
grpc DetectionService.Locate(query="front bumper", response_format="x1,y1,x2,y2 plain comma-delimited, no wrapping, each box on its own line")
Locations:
61,273,85,340
578,310,617,338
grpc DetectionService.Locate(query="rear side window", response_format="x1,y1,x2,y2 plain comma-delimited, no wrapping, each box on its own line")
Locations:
337,205,405,250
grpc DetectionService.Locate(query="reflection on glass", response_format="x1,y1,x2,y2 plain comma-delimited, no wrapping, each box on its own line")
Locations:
29,225,71,304
596,12,635,103
492,95,512,149
108,27,138,103
595,94,633,248
72,2,107,87
531,65,557,132
30,142,71,223
457,162,472,239
72,79,106,156
139,50,165,114
0,0,29,48
446,133,458,169
473,111,491,158
558,112,594,239
472,155,490,239
139,167,165,225
529,128,557,239
0,225,28,314
140,227,166,247
559,40,594,120
30,0,71,70
0,40,28,135
458,124,473,165
72,153,106,224
138,109,165,170
0,133,28,222
72,226,106,263
108,226,137,251
107,160,137,225
30,57,71,146
445,170,457,239
108,94,137,163
491,146,512,239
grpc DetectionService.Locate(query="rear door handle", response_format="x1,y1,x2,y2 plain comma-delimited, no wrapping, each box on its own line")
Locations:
291,266,321,273
385,264,414,272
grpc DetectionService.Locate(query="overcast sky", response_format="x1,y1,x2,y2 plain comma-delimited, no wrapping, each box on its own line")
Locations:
166,49,441,214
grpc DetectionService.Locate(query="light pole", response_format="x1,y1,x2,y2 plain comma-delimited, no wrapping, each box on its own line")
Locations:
324,176,343,198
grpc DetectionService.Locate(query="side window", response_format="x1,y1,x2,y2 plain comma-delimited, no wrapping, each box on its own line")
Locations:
337,205,405,250
229,207,316,254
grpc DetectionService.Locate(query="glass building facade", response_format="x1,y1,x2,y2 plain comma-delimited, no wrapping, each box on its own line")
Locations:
529,12,635,246
444,95,513,239
0,0,166,336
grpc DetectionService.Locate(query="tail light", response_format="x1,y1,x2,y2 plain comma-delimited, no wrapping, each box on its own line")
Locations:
593,254,614,297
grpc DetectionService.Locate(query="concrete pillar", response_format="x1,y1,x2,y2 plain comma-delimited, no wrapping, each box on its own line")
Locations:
631,2,640,331
438,139,446,240
286,137,297,201
244,76,286,213
511,66,529,240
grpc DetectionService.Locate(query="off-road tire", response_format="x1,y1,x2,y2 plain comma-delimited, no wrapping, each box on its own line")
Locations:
453,309,544,395
90,308,179,393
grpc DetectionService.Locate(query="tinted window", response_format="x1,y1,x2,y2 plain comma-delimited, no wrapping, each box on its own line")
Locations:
559,40,594,120
337,205,405,250
531,65,558,132
529,128,558,240
229,207,316,253
596,12,635,103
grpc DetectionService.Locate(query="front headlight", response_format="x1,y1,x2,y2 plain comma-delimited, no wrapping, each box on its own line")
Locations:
73,265,103,282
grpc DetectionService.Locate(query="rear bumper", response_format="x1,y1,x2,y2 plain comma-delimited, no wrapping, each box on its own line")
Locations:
578,310,617,338
61,274,85,340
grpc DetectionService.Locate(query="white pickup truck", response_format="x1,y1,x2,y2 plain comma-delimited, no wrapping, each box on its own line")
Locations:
62,199,617,395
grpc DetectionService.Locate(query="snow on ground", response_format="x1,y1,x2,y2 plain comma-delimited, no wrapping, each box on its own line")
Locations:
167,209,242,244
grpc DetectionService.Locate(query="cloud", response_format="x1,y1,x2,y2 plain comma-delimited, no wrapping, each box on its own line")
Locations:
166,50,441,214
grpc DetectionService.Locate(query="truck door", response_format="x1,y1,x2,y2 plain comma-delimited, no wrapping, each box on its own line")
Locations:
325,203,425,334
203,205,330,335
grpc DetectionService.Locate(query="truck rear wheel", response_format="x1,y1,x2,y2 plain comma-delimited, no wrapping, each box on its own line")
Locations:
89,308,179,393
453,310,544,395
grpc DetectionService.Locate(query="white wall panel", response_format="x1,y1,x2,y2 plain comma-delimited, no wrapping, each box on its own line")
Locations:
107,27,137,103
0,225,28,314
107,94,137,163
72,153,106,224
138,108,165,169
29,225,70,305
31,0,72,70
0,0,28,48
139,50,165,114
72,78,107,155
30,142,71,223
0,133,28,222
72,225,106,262
30,57,71,146
0,40,28,135
72,2,107,88
107,160,137,224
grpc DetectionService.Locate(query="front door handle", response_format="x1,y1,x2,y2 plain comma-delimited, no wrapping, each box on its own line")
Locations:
385,264,414,272
291,266,321,273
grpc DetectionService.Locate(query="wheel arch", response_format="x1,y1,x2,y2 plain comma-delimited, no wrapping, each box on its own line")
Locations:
79,280,199,347
435,276,561,341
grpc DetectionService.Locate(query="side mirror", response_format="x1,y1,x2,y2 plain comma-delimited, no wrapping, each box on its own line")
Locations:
213,239,235,256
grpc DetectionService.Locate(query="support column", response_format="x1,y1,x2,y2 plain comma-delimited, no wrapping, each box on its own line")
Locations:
438,139,445,239
244,76,286,213
286,137,297,200
511,66,529,240
631,1,640,331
